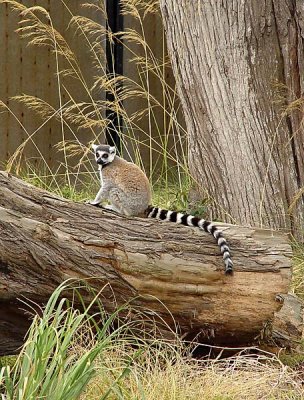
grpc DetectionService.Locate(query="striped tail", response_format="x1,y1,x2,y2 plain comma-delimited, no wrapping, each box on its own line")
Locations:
146,206,233,275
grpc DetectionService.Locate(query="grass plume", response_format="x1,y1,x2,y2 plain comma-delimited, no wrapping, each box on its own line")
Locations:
0,0,189,206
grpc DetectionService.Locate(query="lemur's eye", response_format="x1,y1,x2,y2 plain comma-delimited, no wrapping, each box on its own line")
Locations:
103,154,109,159
95,152,99,158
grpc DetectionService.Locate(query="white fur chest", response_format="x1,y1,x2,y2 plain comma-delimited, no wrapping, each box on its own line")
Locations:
98,165,104,187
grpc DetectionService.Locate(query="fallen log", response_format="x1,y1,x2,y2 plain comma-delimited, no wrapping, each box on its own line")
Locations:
0,171,297,355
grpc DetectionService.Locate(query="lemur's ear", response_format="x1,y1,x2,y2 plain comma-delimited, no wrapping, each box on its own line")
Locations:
109,146,116,154
91,143,98,152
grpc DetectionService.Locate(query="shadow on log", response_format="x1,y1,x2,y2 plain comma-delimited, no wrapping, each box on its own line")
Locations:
0,171,300,355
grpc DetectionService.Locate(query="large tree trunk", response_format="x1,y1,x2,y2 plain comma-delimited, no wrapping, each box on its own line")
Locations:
0,171,296,355
160,0,304,235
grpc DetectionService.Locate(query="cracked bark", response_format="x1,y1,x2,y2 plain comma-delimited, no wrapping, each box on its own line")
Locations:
0,171,298,355
160,0,304,236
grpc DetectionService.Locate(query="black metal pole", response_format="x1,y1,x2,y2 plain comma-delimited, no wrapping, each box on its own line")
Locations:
106,0,123,152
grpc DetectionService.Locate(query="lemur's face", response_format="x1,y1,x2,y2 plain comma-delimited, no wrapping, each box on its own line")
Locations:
92,144,116,166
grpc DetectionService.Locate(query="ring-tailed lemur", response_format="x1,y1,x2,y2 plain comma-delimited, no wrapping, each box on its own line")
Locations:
88,144,233,274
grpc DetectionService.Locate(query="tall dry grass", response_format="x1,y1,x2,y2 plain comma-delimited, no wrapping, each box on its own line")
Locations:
0,281,303,400
0,0,192,210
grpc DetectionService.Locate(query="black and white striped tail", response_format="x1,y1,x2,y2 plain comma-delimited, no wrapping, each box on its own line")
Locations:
146,206,233,275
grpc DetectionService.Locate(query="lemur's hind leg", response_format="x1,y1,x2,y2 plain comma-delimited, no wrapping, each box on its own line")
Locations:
107,188,132,216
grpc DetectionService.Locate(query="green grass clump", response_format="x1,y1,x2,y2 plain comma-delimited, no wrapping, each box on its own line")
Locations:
0,281,136,399
152,175,208,216
0,356,17,369
18,162,96,202
280,351,304,369
18,162,211,218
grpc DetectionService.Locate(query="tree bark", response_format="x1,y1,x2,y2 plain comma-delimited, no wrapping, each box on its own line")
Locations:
0,171,296,354
160,0,304,235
